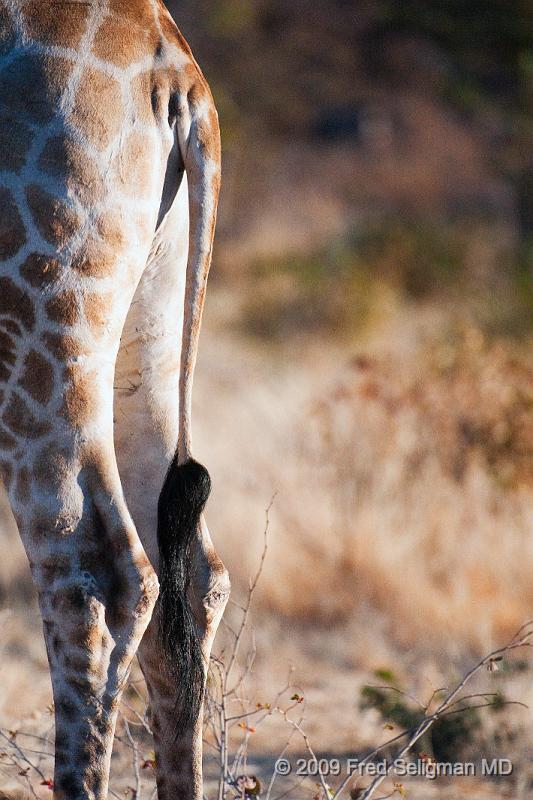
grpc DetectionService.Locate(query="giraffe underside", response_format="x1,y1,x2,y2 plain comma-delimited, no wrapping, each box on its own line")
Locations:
0,2,227,799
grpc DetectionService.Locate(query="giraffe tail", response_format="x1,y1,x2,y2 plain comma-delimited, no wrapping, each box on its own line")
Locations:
157,457,210,732
157,73,221,732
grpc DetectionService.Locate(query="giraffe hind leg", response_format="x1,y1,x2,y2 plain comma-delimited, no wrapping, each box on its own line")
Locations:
8,421,158,799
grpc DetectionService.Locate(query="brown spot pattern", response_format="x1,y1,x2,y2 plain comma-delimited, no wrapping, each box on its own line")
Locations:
64,650,95,678
2,392,51,439
0,278,35,330
19,252,62,288
0,110,35,173
40,555,71,583
62,365,98,427
22,1,89,49
38,136,104,206
71,68,124,150
69,619,101,650
65,593,94,633
0,188,26,260
84,293,111,332
72,210,128,277
26,184,81,247
45,290,80,326
186,78,208,108
1,319,21,336
92,14,159,68
0,12,220,793
109,0,154,26
18,349,54,404
116,131,153,196
79,545,103,577
42,332,86,360
0,459,12,489
72,236,117,278
56,706,76,733
34,443,70,490
55,770,85,798
0,429,17,450
0,53,72,125
96,211,128,251
15,466,30,503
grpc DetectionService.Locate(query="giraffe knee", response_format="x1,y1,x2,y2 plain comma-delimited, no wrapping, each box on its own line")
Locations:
106,558,159,631
35,544,158,650
131,562,160,622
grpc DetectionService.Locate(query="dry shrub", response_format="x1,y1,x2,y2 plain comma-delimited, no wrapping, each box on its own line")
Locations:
252,329,533,651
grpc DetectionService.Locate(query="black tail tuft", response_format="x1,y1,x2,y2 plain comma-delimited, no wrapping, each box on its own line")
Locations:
157,457,211,733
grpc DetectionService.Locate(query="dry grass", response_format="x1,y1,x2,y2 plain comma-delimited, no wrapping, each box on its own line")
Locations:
281,329,533,647
195,299,533,655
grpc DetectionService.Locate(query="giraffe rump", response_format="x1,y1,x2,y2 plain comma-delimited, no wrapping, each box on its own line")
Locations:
157,457,211,732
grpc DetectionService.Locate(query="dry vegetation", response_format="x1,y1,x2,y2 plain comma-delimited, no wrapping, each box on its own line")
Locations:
194,301,533,647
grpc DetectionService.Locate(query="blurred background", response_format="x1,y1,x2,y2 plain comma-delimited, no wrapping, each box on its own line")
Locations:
179,0,533,337
1,1,532,796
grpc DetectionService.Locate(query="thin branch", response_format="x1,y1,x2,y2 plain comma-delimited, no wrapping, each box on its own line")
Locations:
120,700,153,737
225,495,275,692
124,718,142,800
0,730,46,781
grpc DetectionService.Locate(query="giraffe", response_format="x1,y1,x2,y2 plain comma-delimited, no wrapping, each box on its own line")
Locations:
0,1,230,798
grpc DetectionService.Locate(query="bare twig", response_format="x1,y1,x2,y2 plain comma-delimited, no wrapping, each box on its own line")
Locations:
225,495,275,692
0,730,46,781
124,718,142,800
